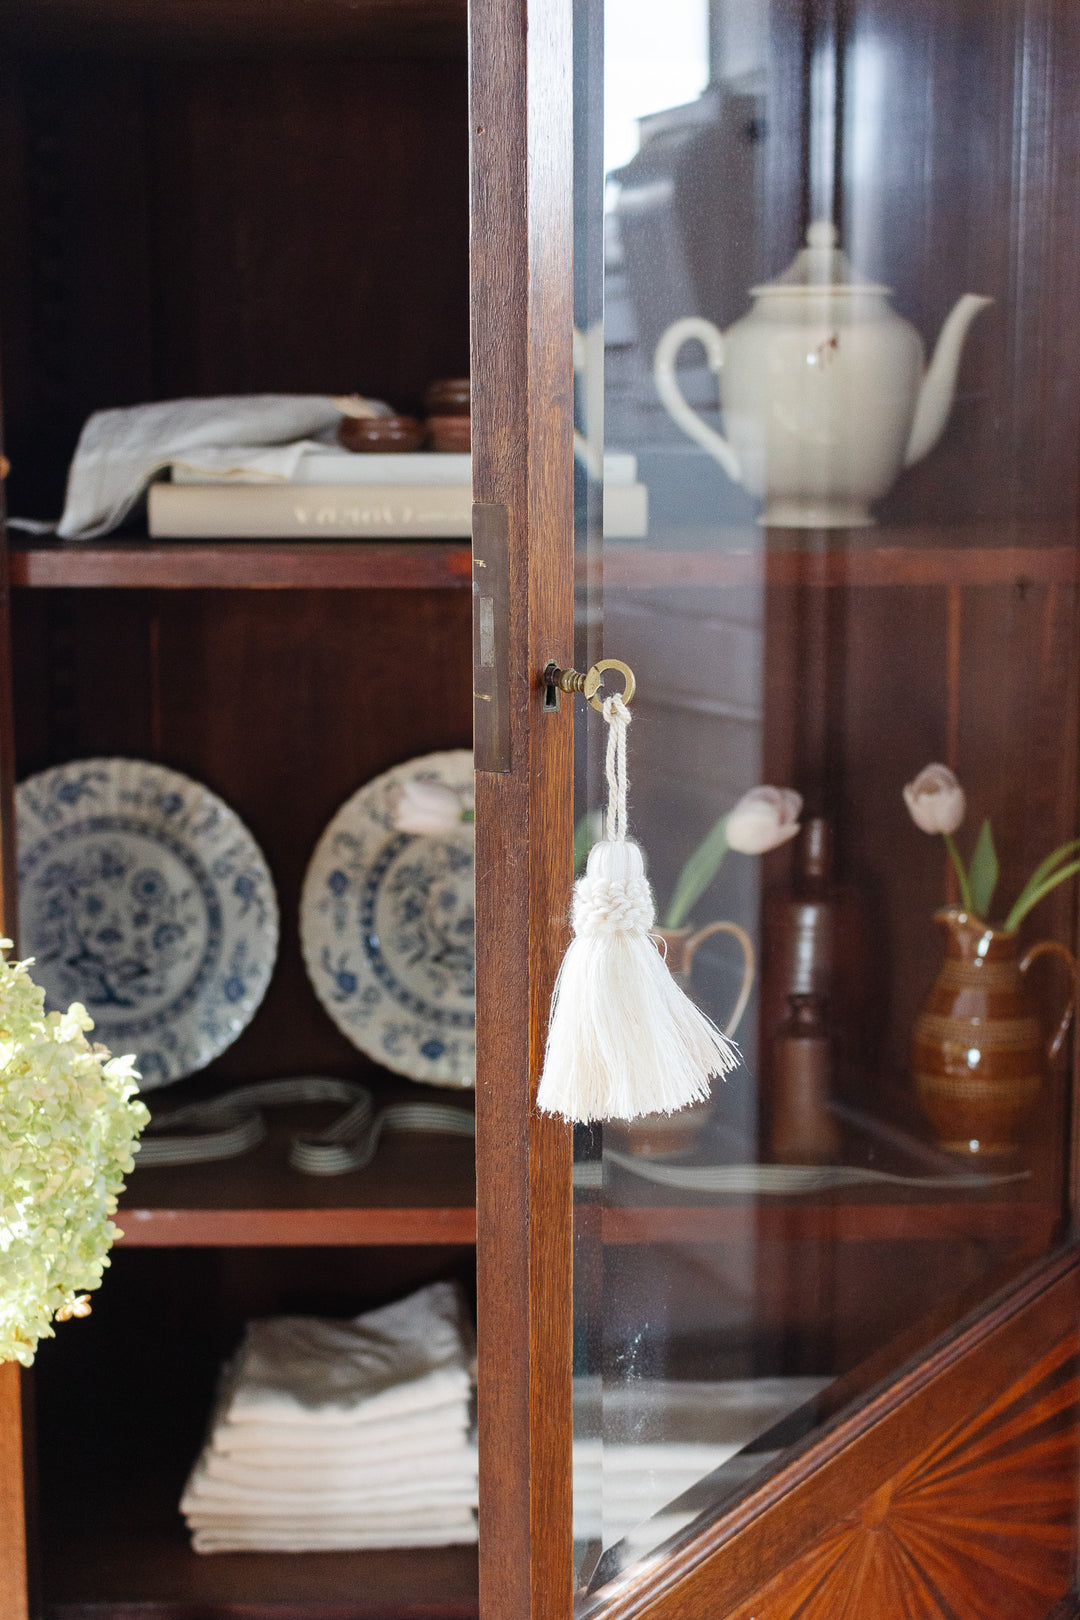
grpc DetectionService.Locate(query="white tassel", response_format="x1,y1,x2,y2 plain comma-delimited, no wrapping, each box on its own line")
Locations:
537,693,740,1124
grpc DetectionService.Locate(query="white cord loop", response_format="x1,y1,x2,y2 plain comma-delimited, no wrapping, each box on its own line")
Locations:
603,692,631,842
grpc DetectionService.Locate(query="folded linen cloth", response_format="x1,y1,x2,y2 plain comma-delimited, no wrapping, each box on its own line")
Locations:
184,1464,478,1509
186,1483,479,1513
211,1406,469,1458
186,1503,476,1529
184,1448,477,1509
187,1511,477,1534
202,1442,474,1492
219,1283,474,1426
192,1523,477,1553
41,394,386,540
183,1280,478,1555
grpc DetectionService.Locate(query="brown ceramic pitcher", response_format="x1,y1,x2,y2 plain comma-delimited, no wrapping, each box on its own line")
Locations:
614,921,755,1155
911,907,1077,1157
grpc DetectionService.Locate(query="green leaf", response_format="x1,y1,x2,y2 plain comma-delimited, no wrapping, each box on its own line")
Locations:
663,814,729,931
1023,837,1080,892
968,819,998,920
573,811,599,875
1002,838,1080,932
1003,858,1080,934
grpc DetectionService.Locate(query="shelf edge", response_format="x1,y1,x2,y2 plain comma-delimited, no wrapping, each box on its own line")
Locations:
114,1206,477,1246
8,542,474,590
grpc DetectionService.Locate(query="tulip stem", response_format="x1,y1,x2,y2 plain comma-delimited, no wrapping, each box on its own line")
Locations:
664,816,729,931
943,832,976,915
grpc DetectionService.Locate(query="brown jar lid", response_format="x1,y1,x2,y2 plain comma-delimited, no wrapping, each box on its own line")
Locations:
424,378,471,417
427,414,471,452
338,414,425,453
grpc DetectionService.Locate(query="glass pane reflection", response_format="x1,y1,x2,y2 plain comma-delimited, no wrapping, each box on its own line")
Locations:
572,0,1080,1601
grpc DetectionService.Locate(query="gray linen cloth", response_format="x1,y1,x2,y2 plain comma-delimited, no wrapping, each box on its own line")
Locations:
11,393,385,540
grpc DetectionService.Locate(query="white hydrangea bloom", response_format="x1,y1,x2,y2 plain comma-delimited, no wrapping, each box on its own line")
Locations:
0,945,148,1366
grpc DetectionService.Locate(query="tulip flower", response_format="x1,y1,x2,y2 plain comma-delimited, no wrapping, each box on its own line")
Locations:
726,786,804,855
903,762,1080,930
903,763,978,913
663,786,803,930
392,779,472,836
902,764,966,835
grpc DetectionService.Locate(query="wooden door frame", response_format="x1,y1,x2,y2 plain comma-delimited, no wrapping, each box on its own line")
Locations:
470,0,577,1614
469,2,1080,1617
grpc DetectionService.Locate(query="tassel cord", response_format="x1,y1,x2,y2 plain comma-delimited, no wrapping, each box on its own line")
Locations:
603,692,630,842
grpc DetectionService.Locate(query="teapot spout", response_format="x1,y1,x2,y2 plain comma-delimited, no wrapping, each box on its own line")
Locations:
903,294,992,468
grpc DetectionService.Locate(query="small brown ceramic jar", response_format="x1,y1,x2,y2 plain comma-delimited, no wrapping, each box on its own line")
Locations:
427,414,472,453
424,377,471,417
337,414,426,453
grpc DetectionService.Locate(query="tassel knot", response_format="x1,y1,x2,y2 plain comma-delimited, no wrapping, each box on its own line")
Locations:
572,863,654,938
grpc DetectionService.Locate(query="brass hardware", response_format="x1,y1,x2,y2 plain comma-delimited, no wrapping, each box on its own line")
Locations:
587,658,636,712
544,661,601,701
0,456,9,482
542,658,636,712
473,504,511,772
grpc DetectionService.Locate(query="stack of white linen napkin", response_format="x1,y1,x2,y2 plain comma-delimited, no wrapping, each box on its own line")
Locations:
181,1281,477,1554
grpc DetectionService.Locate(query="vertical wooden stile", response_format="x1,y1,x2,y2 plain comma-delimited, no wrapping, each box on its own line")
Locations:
470,0,576,1612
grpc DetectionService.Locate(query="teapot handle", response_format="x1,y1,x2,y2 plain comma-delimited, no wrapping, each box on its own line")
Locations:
1019,939,1078,1064
653,318,742,485
683,920,756,1039
573,325,603,482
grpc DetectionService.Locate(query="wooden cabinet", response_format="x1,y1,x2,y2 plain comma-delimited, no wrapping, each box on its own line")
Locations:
0,5,478,1614
2,0,1080,1615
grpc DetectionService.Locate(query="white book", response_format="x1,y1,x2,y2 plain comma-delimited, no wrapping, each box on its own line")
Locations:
149,478,648,538
171,452,473,487
149,482,474,538
169,448,639,488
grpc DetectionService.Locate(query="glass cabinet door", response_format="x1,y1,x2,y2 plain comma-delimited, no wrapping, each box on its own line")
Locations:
570,0,1080,1605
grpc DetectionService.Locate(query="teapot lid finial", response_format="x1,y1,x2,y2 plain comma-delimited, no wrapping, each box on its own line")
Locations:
751,219,890,297
805,220,839,250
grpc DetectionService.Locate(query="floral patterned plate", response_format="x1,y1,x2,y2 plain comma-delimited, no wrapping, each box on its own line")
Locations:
16,759,278,1090
300,750,474,1088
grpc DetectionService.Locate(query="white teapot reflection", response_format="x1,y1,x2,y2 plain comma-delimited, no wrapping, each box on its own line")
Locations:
653,222,991,528
574,322,605,480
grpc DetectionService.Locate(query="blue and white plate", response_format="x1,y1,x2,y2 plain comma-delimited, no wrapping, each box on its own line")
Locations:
300,750,474,1088
16,759,279,1090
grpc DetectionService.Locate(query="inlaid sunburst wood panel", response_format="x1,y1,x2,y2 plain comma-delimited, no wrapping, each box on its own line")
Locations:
726,1330,1080,1620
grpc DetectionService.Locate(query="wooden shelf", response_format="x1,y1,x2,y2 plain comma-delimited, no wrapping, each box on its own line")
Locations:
38,1196,479,1618
42,1461,478,1618
1,0,468,56
596,541,1080,591
45,1541,478,1620
14,534,1077,594
117,1090,476,1247
582,1199,1061,1248
8,540,473,590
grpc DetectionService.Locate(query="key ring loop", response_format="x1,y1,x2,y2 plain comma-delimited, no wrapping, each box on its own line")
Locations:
588,658,636,712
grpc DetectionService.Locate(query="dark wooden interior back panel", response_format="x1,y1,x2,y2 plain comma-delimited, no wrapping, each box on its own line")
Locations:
0,47,469,519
